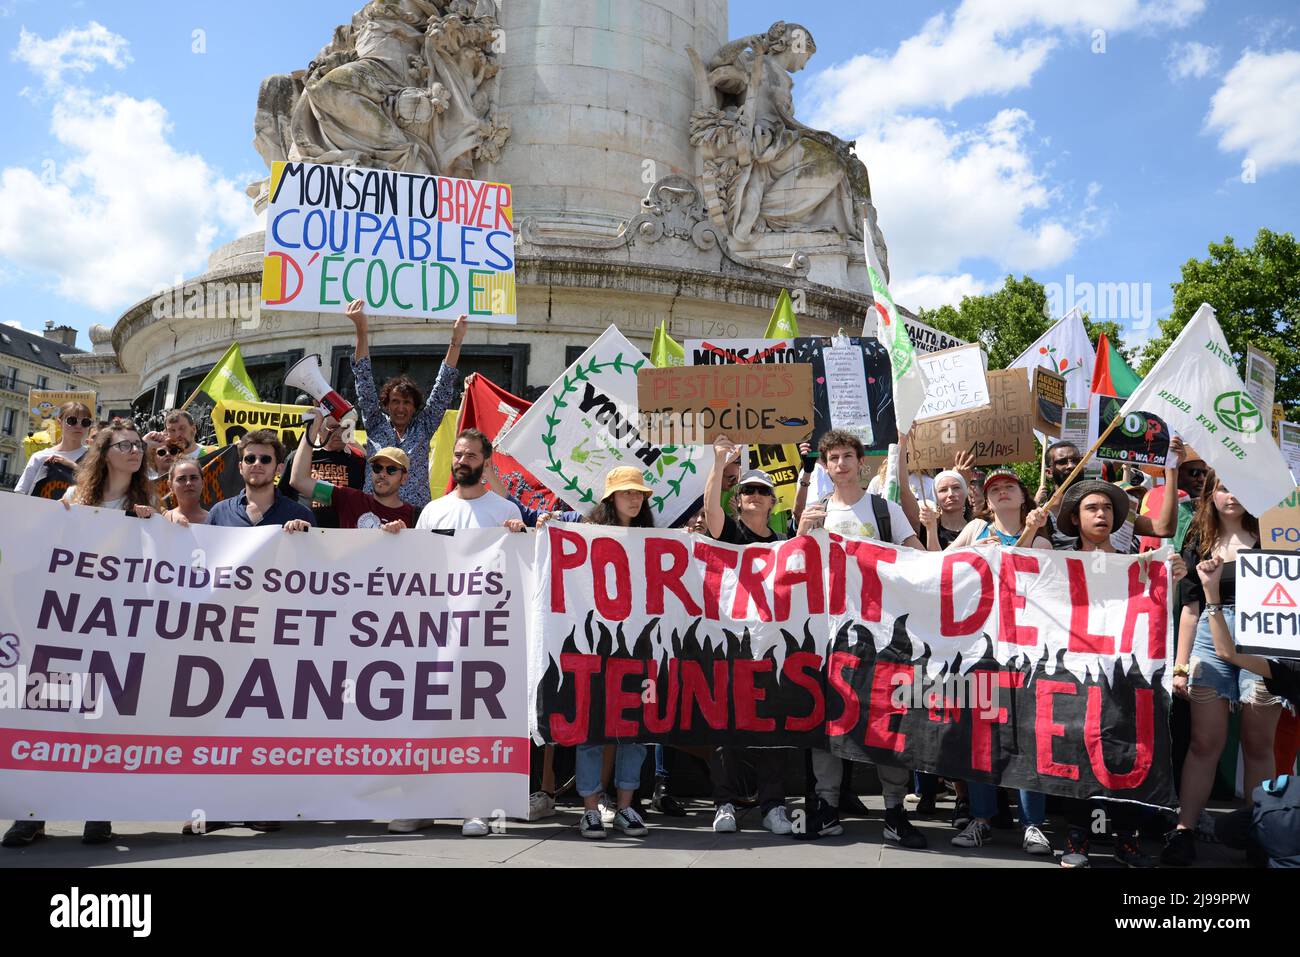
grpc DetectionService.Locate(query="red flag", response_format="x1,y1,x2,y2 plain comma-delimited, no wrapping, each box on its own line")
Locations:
451,374,560,512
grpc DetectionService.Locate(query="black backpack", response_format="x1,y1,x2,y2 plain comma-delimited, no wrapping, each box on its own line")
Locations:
1254,775,1300,868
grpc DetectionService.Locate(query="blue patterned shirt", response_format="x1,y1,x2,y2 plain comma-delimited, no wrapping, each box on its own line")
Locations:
351,354,458,508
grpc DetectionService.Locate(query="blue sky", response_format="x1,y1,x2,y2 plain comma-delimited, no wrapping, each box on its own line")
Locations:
1,0,1297,356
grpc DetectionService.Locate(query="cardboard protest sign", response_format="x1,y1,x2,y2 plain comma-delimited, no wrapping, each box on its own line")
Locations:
28,389,97,439
684,339,803,521
1260,487,1300,549
907,368,1036,469
533,522,1175,804
1034,367,1067,437
1090,393,1171,467
636,363,813,446
261,160,516,323
914,344,989,423
0,497,529,821
1235,550,1300,658
496,326,708,525
212,399,367,449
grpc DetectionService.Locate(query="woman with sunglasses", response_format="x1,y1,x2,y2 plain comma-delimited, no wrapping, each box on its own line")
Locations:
60,420,155,518
15,401,93,495
702,435,796,836
573,466,655,840
163,457,208,526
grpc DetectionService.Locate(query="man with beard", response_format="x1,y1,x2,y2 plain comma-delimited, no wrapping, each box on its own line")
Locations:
414,428,520,531
400,427,520,838
206,430,315,530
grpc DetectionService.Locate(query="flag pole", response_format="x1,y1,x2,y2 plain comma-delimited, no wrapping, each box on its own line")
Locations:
1016,411,1125,546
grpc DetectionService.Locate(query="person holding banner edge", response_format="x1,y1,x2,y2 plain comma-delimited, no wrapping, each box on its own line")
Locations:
704,436,796,835
347,298,466,508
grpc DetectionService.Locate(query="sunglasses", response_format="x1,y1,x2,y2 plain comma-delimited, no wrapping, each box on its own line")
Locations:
65,416,92,428
371,463,406,475
156,446,183,458
111,440,145,454
738,485,773,496
243,454,274,465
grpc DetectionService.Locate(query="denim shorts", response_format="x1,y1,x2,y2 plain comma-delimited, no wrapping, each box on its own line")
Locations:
1189,606,1283,708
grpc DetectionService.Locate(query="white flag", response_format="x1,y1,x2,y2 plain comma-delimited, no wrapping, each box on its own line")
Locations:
1119,303,1293,516
1009,308,1096,413
863,232,928,433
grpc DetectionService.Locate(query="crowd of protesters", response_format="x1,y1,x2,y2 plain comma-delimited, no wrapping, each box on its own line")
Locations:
3,299,1296,868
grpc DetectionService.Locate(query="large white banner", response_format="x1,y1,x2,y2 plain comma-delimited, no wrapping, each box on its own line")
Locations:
0,497,529,821
498,326,709,527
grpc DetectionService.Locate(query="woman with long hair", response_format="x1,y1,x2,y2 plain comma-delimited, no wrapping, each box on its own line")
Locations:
572,466,653,840
62,419,155,517
163,457,208,526
1163,471,1282,866
945,468,1053,856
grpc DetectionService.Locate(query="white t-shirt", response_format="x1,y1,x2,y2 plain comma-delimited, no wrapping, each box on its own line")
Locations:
61,487,127,511
15,446,87,494
415,489,521,530
822,493,916,545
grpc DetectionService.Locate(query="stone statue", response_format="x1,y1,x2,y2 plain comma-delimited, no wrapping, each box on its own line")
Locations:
247,0,509,209
688,21,889,276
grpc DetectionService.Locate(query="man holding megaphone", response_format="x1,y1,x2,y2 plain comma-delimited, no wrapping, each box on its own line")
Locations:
347,298,467,508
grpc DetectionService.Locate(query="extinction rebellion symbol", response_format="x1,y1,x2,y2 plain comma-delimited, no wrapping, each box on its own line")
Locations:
1213,391,1264,434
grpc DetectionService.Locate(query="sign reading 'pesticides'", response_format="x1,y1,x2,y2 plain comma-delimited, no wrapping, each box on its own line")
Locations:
261,161,517,324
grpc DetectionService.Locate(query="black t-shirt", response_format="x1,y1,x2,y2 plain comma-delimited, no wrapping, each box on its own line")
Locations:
1178,544,1238,609
279,448,366,528
715,514,781,546
920,522,963,550
1263,658,1300,703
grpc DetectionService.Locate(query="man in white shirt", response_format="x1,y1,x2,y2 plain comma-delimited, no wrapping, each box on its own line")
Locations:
400,428,520,837
795,429,927,849
414,428,522,531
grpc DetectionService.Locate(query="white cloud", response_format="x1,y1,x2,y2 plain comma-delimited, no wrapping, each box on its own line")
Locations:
806,0,1206,129
894,273,996,311
12,21,131,88
1205,49,1300,173
866,110,1078,291
0,25,261,313
1166,40,1220,81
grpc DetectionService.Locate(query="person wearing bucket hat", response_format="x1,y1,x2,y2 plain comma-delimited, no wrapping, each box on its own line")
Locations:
565,464,655,843
1052,436,1185,551
1052,473,1188,869
702,436,795,837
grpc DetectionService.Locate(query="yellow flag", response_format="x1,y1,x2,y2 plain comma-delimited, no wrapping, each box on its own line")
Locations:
428,407,462,500
763,289,799,339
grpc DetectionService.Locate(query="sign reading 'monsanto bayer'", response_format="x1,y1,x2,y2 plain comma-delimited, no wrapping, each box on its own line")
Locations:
260,160,517,324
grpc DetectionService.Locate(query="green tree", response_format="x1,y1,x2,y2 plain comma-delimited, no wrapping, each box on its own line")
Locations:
1139,228,1300,413
918,276,1051,369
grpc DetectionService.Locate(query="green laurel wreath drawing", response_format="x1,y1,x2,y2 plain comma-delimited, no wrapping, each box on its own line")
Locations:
539,352,698,512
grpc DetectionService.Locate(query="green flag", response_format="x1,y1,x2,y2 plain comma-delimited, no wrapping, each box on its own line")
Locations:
650,321,684,368
197,342,260,404
764,289,799,339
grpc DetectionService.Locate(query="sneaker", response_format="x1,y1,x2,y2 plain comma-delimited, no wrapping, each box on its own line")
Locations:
597,792,616,825
388,818,436,834
713,803,738,833
580,809,606,840
793,798,843,840
528,790,556,821
903,792,922,806
1114,831,1156,868
81,821,113,845
461,817,490,837
762,806,794,835
951,799,972,831
1022,824,1053,856
883,805,927,849
613,806,647,837
951,819,993,848
2,821,45,848
1160,827,1196,867
1060,826,1090,868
